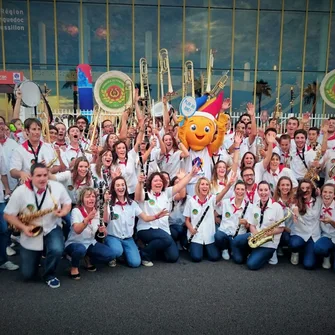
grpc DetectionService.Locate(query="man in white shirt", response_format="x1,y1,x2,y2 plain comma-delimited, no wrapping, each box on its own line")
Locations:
4,163,72,288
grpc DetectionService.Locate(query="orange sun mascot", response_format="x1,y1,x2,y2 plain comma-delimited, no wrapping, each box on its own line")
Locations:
177,91,229,195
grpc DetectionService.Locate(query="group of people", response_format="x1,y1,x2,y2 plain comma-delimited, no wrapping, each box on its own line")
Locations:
0,89,334,289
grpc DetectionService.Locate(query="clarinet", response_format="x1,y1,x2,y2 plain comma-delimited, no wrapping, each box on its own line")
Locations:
102,168,115,220
138,148,150,201
96,181,106,243
188,205,210,244
233,201,249,238
78,143,98,188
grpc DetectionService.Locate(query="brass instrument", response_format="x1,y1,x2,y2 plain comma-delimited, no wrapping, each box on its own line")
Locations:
40,111,51,143
248,210,292,248
329,165,335,179
273,98,282,120
304,147,323,187
204,49,214,94
209,70,229,98
255,136,264,162
159,48,173,98
139,57,151,115
86,107,102,153
183,60,195,98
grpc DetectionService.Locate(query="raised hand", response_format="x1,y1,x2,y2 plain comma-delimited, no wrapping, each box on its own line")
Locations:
246,102,255,116
221,98,231,110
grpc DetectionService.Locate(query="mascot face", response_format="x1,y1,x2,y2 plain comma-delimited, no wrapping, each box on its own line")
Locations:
185,115,216,151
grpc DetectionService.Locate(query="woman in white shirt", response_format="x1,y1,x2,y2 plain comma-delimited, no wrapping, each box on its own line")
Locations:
91,149,113,187
135,166,199,266
233,181,284,270
103,176,168,268
290,179,322,269
65,187,113,280
314,183,335,270
183,175,236,262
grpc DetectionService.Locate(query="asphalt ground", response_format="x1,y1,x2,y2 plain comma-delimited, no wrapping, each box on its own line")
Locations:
1,249,335,335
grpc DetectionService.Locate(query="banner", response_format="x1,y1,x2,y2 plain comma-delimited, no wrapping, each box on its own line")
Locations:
77,64,93,122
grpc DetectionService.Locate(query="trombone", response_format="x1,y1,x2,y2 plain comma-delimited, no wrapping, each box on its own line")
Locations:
159,48,173,98
183,60,195,98
86,106,101,153
139,57,151,116
202,49,214,95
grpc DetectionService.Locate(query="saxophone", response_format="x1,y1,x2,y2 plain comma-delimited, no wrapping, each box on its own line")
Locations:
19,204,58,237
248,210,292,248
304,147,322,187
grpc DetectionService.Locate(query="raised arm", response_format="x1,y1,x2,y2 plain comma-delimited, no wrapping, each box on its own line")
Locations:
135,174,146,203
172,165,200,196
215,173,236,204
262,132,275,169
246,102,257,145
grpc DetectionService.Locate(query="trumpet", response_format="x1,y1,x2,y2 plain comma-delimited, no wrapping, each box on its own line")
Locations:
273,98,282,120
183,60,195,98
139,58,151,114
209,70,229,98
248,210,292,248
159,48,173,98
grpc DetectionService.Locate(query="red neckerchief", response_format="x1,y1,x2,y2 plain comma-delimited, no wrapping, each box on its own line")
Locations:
119,161,127,165
153,192,161,198
70,146,80,153
75,178,86,189
246,184,257,203
305,200,313,208
78,206,92,224
165,153,171,163
116,200,127,210
219,180,226,186
22,140,42,154
267,164,285,176
230,198,243,214
327,133,335,141
193,195,209,206
55,142,67,147
322,206,332,216
281,152,290,158
278,198,290,209
0,137,7,145
24,180,45,194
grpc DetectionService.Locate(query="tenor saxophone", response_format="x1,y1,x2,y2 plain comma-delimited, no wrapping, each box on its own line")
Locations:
248,210,292,248
304,147,322,187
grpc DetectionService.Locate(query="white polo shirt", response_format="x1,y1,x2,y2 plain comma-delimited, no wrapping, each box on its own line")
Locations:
211,147,233,166
319,200,335,244
289,146,316,180
326,133,335,150
217,197,251,236
0,137,19,190
4,180,71,251
65,207,99,249
319,149,335,183
159,149,182,178
136,147,161,177
60,145,93,168
245,199,284,249
290,197,322,242
169,196,189,226
106,200,142,239
183,195,216,245
137,187,173,234
10,140,60,174
0,147,7,203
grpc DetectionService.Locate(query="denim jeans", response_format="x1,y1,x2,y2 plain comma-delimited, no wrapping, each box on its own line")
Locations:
0,202,9,266
189,242,220,262
137,228,179,263
65,242,114,268
289,235,316,270
20,226,64,281
214,230,241,259
62,212,71,240
170,224,187,249
314,237,335,270
231,233,251,264
105,235,141,268
280,231,291,247
247,247,276,270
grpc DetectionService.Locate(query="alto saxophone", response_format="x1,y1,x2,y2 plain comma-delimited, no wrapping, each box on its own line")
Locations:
304,147,322,187
248,210,292,248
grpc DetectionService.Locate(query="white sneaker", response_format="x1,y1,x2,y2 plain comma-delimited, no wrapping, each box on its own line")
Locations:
277,247,284,257
6,246,16,256
108,259,117,268
322,256,331,269
0,261,19,271
291,252,299,265
141,260,154,267
268,251,278,265
11,234,20,244
221,250,230,260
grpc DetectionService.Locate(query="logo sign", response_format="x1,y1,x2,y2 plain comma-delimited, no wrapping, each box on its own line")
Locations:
320,69,335,108
0,71,23,84
179,96,197,118
192,209,198,215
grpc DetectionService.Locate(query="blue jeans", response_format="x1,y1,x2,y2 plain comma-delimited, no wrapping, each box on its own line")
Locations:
189,242,220,262
289,235,316,270
20,226,64,281
0,203,9,266
105,235,141,268
231,233,251,264
62,212,71,240
137,228,179,263
170,224,187,248
247,247,276,270
314,237,335,270
65,242,114,268
280,231,291,247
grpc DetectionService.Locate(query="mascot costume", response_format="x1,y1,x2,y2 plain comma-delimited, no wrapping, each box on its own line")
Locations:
177,91,229,195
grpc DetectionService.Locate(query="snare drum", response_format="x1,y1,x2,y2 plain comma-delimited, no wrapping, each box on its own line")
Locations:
15,80,41,107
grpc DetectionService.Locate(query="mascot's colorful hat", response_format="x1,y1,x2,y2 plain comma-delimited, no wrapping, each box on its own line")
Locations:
193,92,224,122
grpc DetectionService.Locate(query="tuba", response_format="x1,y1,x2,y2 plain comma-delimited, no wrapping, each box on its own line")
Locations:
248,210,292,248
183,60,195,98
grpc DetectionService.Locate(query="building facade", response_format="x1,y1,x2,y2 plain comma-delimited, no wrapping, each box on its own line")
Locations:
0,0,334,119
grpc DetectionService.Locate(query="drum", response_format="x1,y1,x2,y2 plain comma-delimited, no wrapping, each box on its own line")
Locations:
94,71,134,116
320,69,335,109
15,80,41,107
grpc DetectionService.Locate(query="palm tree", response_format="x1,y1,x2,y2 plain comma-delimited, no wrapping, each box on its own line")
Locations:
303,81,317,125
253,80,272,117
62,69,78,115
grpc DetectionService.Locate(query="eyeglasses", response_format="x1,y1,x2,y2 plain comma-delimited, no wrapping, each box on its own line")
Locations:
242,174,254,178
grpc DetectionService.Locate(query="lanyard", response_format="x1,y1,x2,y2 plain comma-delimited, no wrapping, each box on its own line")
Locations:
33,185,48,211
259,199,269,228
296,148,308,169
28,141,42,163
